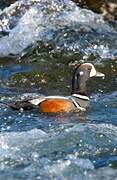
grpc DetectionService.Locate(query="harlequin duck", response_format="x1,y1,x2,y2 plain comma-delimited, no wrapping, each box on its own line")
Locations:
5,63,105,113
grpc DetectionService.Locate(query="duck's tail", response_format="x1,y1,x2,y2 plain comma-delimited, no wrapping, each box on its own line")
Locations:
0,101,20,110
0,101,35,110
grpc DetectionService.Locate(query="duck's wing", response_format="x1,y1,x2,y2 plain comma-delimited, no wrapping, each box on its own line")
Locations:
5,95,69,110
0,95,46,110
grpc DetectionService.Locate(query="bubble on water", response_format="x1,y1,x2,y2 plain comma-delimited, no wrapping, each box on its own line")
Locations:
6,126,10,130
108,139,112,143
31,152,39,161
113,148,117,152
100,134,104,138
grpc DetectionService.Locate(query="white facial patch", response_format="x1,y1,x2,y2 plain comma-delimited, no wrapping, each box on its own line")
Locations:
79,71,84,76
90,64,96,77
83,63,96,77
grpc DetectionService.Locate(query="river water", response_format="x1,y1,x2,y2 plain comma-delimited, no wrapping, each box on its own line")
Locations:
0,0,117,179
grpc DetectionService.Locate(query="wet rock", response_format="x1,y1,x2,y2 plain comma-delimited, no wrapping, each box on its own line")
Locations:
0,0,17,10
101,1,117,21
73,0,103,13
73,0,117,21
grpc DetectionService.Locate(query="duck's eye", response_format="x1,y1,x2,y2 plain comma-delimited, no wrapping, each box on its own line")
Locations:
88,68,91,72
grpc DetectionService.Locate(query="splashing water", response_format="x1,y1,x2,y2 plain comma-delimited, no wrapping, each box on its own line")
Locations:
0,0,117,59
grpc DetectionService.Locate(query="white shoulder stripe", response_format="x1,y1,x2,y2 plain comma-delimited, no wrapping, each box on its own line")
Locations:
46,96,69,100
72,94,89,100
29,96,69,106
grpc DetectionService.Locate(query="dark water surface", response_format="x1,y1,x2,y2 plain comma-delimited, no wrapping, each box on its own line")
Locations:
0,0,117,179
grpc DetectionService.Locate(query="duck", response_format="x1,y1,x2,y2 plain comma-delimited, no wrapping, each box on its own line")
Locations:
5,63,105,113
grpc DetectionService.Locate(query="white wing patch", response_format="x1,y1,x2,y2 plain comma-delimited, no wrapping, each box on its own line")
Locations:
29,98,46,105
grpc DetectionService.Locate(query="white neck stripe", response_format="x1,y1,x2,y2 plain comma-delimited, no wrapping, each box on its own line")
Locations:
72,94,89,100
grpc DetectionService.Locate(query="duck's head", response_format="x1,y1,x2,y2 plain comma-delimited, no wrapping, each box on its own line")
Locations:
72,63,105,96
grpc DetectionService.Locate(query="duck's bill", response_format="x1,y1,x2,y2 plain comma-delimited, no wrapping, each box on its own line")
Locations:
95,71,105,77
